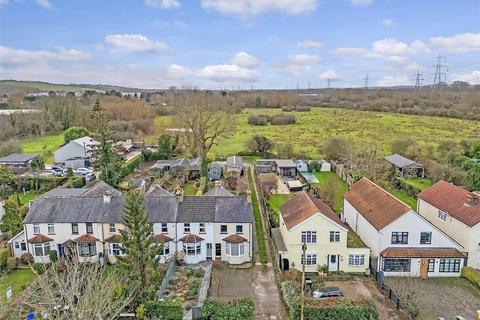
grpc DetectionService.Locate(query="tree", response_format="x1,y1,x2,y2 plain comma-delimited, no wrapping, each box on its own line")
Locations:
91,99,122,187
0,139,22,157
319,137,351,161
174,91,235,158
4,259,134,319
391,137,420,159
465,140,480,159
120,189,161,304
0,167,18,199
247,135,274,158
30,155,45,191
64,126,90,143
465,163,480,191
0,196,22,235
155,134,174,160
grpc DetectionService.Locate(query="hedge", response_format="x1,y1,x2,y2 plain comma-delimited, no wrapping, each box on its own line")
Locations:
120,154,144,179
201,298,255,320
197,177,207,195
137,300,183,320
461,266,480,289
247,169,267,264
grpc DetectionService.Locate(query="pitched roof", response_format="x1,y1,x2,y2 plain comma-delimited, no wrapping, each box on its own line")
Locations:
71,136,99,150
104,234,123,243
151,157,202,170
274,159,296,168
380,247,465,258
223,234,248,243
145,185,174,197
0,153,38,163
74,234,99,243
344,177,412,231
226,156,243,167
204,186,234,197
153,234,173,243
179,234,204,243
29,234,54,243
417,181,480,227
384,154,422,168
279,191,343,230
176,196,253,223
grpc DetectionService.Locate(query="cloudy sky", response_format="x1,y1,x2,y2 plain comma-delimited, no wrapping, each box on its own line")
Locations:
0,0,479,89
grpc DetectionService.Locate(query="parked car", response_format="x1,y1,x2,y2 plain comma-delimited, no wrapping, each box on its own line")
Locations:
312,287,343,299
76,168,93,176
85,173,96,182
49,166,66,176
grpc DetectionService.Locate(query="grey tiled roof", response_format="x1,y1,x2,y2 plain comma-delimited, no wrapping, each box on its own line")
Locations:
226,156,243,167
385,154,422,169
204,186,234,197
151,157,202,170
0,153,39,163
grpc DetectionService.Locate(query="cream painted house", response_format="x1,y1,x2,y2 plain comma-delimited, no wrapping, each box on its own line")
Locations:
272,191,370,273
344,178,465,277
417,181,480,269
13,182,253,266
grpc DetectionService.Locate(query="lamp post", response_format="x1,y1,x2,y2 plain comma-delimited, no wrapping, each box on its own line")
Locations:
300,242,307,320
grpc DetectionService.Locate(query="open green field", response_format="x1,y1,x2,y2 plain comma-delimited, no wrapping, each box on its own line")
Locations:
0,269,36,303
211,108,480,157
313,172,348,213
20,134,64,163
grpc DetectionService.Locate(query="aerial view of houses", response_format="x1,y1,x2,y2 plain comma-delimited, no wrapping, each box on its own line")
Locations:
1,1,480,320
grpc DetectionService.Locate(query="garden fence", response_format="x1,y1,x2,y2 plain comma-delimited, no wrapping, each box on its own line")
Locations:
370,262,401,310
157,258,176,300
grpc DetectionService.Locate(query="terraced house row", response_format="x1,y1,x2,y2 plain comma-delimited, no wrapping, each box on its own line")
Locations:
8,181,253,265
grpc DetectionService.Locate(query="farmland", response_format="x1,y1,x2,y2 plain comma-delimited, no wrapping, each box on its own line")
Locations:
20,134,64,163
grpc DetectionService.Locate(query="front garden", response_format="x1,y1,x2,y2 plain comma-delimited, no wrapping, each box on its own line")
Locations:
163,266,204,309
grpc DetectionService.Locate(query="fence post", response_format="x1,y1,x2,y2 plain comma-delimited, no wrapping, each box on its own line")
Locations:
396,299,400,310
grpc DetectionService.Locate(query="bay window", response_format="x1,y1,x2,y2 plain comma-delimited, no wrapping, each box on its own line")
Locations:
183,243,201,256
79,243,96,257
33,243,50,257
225,242,245,257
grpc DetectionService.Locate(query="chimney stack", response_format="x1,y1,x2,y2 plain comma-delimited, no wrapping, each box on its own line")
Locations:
103,191,112,204
466,193,480,206
174,186,184,203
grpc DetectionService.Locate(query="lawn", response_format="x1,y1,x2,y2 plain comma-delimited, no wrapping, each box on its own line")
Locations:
383,185,417,210
184,183,197,196
17,192,42,205
267,194,291,213
248,169,267,264
0,269,36,303
313,172,348,213
402,177,433,191
20,134,64,163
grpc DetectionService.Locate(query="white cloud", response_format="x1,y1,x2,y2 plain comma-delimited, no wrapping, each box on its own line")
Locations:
201,0,317,18
372,38,409,55
382,55,422,73
197,64,258,82
35,0,51,9
153,19,187,28
430,32,480,54
288,54,321,65
166,64,192,78
145,0,180,9
0,46,91,63
349,0,373,7
232,52,259,69
104,34,169,53
297,39,323,48
319,69,339,80
452,70,480,84
382,18,395,27
330,47,379,59
409,40,430,54
333,39,430,60
376,75,410,87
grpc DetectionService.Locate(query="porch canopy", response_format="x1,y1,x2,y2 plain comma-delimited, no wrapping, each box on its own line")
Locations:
380,247,465,259
153,234,173,243
74,234,99,244
179,234,204,243
28,234,53,244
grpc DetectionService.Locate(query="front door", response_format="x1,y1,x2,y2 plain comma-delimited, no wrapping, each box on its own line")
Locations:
420,258,428,277
57,244,64,257
215,243,222,258
328,255,338,272
206,243,213,259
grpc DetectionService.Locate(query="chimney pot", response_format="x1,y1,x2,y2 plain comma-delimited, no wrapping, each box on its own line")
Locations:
103,191,112,204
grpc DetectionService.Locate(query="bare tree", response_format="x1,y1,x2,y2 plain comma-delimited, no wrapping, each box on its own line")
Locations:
174,90,235,158
4,259,135,319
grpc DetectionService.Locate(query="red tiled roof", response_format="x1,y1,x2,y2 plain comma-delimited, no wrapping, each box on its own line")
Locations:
28,234,53,244
153,234,173,243
417,180,480,227
223,234,248,243
74,234,99,243
380,247,465,258
179,234,204,243
344,177,411,231
279,191,344,230
104,234,123,243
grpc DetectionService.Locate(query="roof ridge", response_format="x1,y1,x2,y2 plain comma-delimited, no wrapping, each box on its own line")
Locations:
359,177,411,211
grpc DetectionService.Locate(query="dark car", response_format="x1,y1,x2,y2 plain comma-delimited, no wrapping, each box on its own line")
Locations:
312,286,343,299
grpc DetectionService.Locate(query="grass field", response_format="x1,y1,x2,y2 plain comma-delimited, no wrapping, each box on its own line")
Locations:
267,194,291,213
20,134,64,163
18,192,42,205
248,169,267,264
313,172,348,213
0,269,36,303
402,177,433,191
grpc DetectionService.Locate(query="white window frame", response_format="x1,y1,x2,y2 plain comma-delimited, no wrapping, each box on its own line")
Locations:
108,243,125,256
225,242,245,257
199,223,206,234
236,225,243,234
109,223,116,233
184,223,190,233
161,223,168,233
438,210,447,222
71,223,79,234
33,224,40,235
161,243,170,256
33,243,50,257
220,225,228,234
348,254,365,266
329,231,340,243
183,242,201,256
79,243,97,257
47,223,55,235
86,222,93,234
301,253,317,266
301,231,317,244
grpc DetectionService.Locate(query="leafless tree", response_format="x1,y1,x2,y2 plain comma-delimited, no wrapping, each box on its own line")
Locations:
173,90,235,158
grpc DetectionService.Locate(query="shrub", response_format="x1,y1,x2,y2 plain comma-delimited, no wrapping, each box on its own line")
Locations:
20,252,34,265
186,280,199,299
461,266,480,289
295,105,311,112
32,262,48,275
201,298,255,320
120,154,144,178
247,115,268,126
198,177,207,195
6,257,17,271
136,300,183,320
49,250,58,262
270,114,296,125
281,105,295,112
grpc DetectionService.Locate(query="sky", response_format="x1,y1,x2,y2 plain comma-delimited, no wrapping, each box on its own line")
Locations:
0,0,479,89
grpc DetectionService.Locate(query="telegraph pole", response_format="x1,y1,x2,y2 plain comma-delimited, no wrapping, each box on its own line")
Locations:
363,74,369,89
300,242,307,320
431,55,448,89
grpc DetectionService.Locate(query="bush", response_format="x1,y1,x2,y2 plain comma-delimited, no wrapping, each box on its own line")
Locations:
198,177,207,195
270,114,296,125
201,298,255,320
186,280,199,299
461,266,480,289
49,250,58,262
295,105,311,112
281,105,295,112
20,252,34,265
32,262,48,275
120,154,144,178
137,300,183,320
247,115,268,126
6,257,17,270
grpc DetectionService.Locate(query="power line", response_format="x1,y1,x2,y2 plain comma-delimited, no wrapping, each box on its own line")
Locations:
363,74,369,89
412,70,424,90
431,55,448,89
326,78,331,89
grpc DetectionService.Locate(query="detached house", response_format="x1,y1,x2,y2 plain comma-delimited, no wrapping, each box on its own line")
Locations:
344,178,465,277
417,181,480,269
10,182,253,266
272,191,370,273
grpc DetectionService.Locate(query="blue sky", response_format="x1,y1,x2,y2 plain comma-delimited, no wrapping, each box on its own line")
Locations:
0,0,479,89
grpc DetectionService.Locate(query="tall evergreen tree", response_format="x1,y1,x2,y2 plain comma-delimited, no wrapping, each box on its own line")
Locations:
0,196,22,235
91,99,122,186
120,189,161,303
